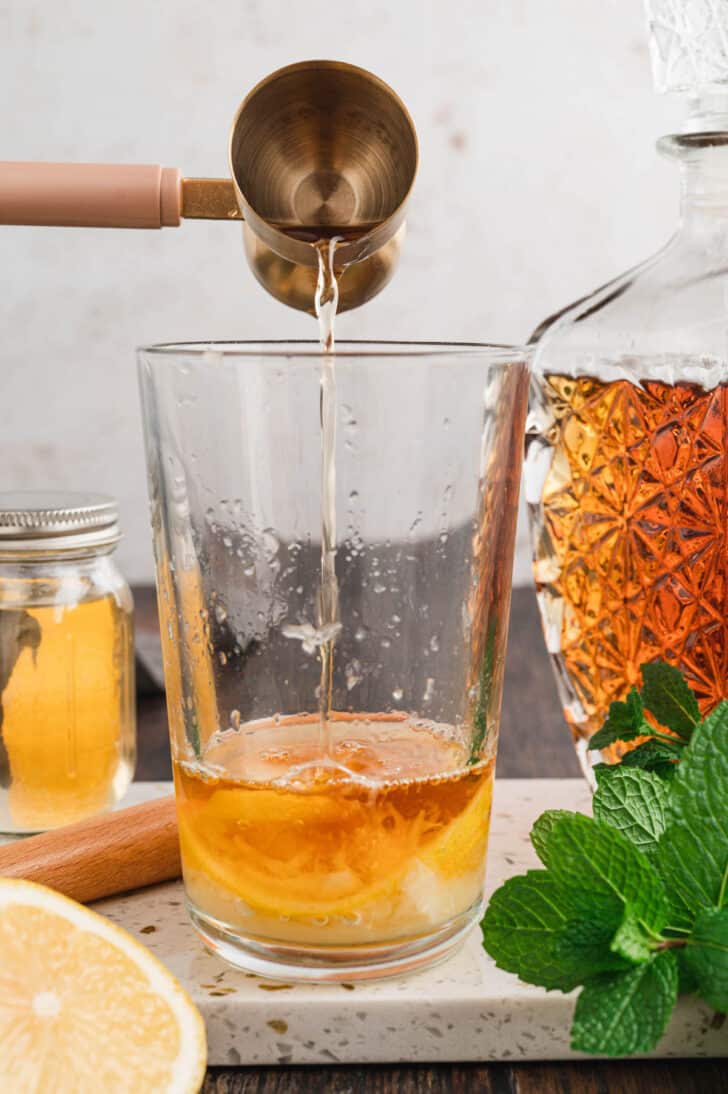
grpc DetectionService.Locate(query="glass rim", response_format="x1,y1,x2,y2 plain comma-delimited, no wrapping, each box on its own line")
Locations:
137,339,530,361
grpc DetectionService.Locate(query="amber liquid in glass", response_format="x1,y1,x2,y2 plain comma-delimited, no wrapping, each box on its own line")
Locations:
175,716,493,945
177,237,496,951
532,373,728,744
0,595,135,831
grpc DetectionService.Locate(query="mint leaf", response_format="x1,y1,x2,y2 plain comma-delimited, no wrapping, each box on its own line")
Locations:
610,911,654,964
683,907,728,1012
656,702,728,930
641,661,700,741
571,951,678,1056
677,951,700,996
589,688,647,750
617,739,681,778
531,811,670,934
593,768,669,853
481,870,628,991
530,808,571,863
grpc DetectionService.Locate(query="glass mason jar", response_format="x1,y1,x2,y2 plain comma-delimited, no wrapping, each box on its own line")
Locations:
139,341,529,980
0,492,136,832
526,129,728,778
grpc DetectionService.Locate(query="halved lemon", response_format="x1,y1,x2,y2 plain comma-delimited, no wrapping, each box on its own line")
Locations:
0,879,206,1093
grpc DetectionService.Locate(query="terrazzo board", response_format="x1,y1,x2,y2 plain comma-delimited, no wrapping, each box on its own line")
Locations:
7,780,728,1063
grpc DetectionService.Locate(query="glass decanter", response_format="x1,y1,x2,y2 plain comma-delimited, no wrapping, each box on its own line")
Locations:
526,2,728,777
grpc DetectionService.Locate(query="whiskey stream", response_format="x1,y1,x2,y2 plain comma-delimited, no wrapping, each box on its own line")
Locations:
314,238,342,757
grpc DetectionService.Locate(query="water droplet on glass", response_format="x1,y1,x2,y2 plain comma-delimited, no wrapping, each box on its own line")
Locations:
218,650,227,666
429,635,440,653
392,687,403,702
345,659,363,690
354,625,368,642
214,603,228,624
262,529,279,556
230,709,241,730
374,583,387,595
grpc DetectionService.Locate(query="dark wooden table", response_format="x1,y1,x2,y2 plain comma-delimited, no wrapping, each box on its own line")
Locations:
133,586,726,1093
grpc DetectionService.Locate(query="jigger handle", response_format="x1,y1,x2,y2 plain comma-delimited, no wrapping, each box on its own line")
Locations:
0,162,242,228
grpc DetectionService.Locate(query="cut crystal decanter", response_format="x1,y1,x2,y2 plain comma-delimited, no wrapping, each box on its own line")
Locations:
526,1,728,777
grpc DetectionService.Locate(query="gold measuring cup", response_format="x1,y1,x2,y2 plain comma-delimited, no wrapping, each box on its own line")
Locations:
0,60,417,313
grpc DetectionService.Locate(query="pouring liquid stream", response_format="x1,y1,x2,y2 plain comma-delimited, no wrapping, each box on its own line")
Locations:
314,238,343,761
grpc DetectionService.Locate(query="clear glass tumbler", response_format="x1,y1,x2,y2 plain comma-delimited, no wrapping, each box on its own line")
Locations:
139,341,529,980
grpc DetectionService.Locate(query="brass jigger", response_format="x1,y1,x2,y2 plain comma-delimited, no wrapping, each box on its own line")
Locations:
0,61,418,314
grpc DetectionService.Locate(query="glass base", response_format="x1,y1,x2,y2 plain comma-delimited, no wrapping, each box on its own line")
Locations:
187,897,483,982
0,756,135,835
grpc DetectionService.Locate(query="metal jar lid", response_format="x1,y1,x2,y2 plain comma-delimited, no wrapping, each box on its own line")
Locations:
0,491,121,555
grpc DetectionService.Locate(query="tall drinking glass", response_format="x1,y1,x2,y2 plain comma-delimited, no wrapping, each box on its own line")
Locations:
139,341,529,980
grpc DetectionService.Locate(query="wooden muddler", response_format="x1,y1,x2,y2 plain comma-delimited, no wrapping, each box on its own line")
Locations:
0,796,181,904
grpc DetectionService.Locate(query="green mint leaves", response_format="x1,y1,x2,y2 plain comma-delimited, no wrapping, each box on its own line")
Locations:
481,661,728,1057
571,952,679,1057
482,870,627,992
640,662,700,741
655,702,728,931
589,661,698,754
589,687,649,750
683,908,728,1012
592,768,669,853
530,811,669,933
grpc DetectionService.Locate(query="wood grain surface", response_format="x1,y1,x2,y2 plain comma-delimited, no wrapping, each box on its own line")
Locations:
133,585,724,1094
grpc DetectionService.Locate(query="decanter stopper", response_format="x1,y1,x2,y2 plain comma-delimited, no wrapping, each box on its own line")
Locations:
644,1,728,107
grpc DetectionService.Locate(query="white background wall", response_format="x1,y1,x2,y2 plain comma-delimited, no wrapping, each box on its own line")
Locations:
1,0,678,583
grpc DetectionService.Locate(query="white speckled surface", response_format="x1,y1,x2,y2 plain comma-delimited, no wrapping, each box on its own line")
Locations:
48,779,720,1064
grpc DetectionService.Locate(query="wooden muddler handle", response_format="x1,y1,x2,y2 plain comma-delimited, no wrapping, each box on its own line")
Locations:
0,796,181,904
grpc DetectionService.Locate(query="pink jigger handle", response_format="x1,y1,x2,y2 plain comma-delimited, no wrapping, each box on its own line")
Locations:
0,162,182,228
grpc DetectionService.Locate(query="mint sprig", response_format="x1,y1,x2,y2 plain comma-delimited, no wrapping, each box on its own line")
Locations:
683,907,728,1012
588,660,698,755
655,701,728,930
640,662,700,740
481,662,728,1057
570,952,678,1057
